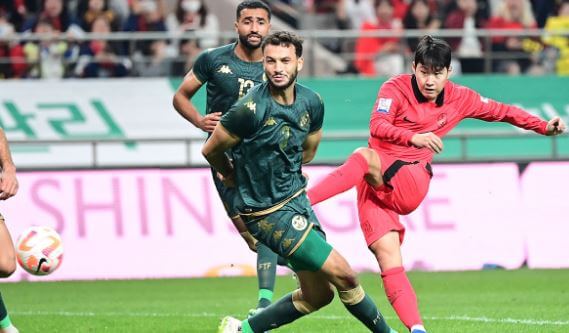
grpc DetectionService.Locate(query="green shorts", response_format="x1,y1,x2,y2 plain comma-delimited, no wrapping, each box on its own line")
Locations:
241,194,332,271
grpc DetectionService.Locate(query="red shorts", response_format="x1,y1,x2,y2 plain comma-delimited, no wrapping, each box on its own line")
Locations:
357,150,432,246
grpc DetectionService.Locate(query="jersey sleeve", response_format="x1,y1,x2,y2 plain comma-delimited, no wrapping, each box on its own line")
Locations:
460,87,548,135
369,81,416,146
191,49,212,83
309,93,325,133
220,97,261,138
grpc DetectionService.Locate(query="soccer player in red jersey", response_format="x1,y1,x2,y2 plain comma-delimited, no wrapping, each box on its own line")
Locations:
307,35,566,333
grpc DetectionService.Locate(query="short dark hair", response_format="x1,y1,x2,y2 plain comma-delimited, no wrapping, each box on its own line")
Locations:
414,35,452,71
236,0,271,21
261,31,303,58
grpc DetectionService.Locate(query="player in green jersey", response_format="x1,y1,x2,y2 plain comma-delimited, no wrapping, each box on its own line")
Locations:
0,128,20,333
203,31,397,333
172,1,283,314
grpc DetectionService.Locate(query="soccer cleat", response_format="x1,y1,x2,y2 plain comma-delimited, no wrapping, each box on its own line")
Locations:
217,316,241,333
0,325,19,333
410,324,427,333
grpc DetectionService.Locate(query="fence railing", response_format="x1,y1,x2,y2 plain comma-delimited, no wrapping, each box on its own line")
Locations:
1,28,568,77
9,130,566,170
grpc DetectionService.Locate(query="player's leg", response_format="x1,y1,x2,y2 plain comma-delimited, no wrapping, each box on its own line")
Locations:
307,147,382,205
370,232,425,333
0,216,16,278
317,246,395,333
0,217,19,333
241,270,334,332
212,171,281,313
253,242,278,311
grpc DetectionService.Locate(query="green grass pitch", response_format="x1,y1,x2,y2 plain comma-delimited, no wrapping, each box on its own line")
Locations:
3,269,568,332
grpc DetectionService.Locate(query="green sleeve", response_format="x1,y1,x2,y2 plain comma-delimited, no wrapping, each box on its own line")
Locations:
191,49,212,83
220,98,260,138
309,93,325,133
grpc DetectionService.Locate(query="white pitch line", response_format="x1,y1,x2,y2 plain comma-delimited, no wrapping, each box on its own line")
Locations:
12,311,569,327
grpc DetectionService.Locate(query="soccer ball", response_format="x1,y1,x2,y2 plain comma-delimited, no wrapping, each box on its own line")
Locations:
16,226,64,276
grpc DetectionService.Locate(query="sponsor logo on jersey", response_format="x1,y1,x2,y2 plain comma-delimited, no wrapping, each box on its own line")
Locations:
217,65,233,74
291,215,308,231
376,98,392,113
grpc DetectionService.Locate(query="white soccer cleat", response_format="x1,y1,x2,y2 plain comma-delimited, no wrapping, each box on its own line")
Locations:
0,324,19,333
217,316,242,333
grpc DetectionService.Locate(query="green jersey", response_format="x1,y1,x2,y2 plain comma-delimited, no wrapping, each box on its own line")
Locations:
220,82,324,212
192,43,265,115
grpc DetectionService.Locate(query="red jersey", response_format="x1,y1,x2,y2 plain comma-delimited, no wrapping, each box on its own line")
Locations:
369,74,548,162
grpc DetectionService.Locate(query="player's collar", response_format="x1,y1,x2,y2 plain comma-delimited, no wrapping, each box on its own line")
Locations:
411,75,445,107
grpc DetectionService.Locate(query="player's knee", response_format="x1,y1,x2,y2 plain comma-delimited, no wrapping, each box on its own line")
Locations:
0,256,16,278
334,268,359,290
305,288,335,310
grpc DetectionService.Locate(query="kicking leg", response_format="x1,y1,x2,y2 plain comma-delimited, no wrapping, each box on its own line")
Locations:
371,231,425,332
307,147,383,205
254,243,278,310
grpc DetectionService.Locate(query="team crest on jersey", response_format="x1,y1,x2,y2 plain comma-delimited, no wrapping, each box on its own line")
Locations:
437,113,447,128
217,65,233,74
299,112,310,129
376,98,392,113
245,100,256,113
291,215,308,231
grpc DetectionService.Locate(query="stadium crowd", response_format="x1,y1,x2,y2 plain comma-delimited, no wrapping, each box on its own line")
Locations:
0,0,567,79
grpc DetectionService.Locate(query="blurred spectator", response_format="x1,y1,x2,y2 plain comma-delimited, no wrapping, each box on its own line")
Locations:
337,0,375,29
0,9,27,78
123,0,167,54
21,0,81,35
23,18,71,78
542,0,569,74
354,0,404,76
75,15,131,77
445,0,486,73
76,0,119,31
402,0,441,52
133,39,172,76
531,0,556,27
170,37,200,76
0,0,26,32
166,0,219,49
485,0,538,74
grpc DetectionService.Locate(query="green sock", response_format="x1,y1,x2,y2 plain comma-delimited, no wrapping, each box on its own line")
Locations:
247,292,305,332
258,289,273,309
0,293,11,329
342,293,391,333
256,243,277,308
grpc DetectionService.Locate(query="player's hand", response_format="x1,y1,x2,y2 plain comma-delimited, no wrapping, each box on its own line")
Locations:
217,171,235,188
545,117,566,136
198,112,222,133
410,132,444,153
240,231,258,252
0,169,18,200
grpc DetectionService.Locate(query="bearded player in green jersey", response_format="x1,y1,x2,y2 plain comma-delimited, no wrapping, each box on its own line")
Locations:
203,31,397,333
172,1,283,315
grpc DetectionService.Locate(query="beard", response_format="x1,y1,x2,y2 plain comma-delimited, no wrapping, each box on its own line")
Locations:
238,33,262,50
267,69,298,92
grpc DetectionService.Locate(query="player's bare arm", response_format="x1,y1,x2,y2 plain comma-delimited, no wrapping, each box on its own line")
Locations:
545,116,567,136
302,129,323,164
202,124,241,187
410,132,444,154
173,71,222,133
0,129,17,200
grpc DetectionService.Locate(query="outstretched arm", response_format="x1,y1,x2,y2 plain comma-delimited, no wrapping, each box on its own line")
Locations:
172,71,221,133
202,124,241,186
0,129,17,200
